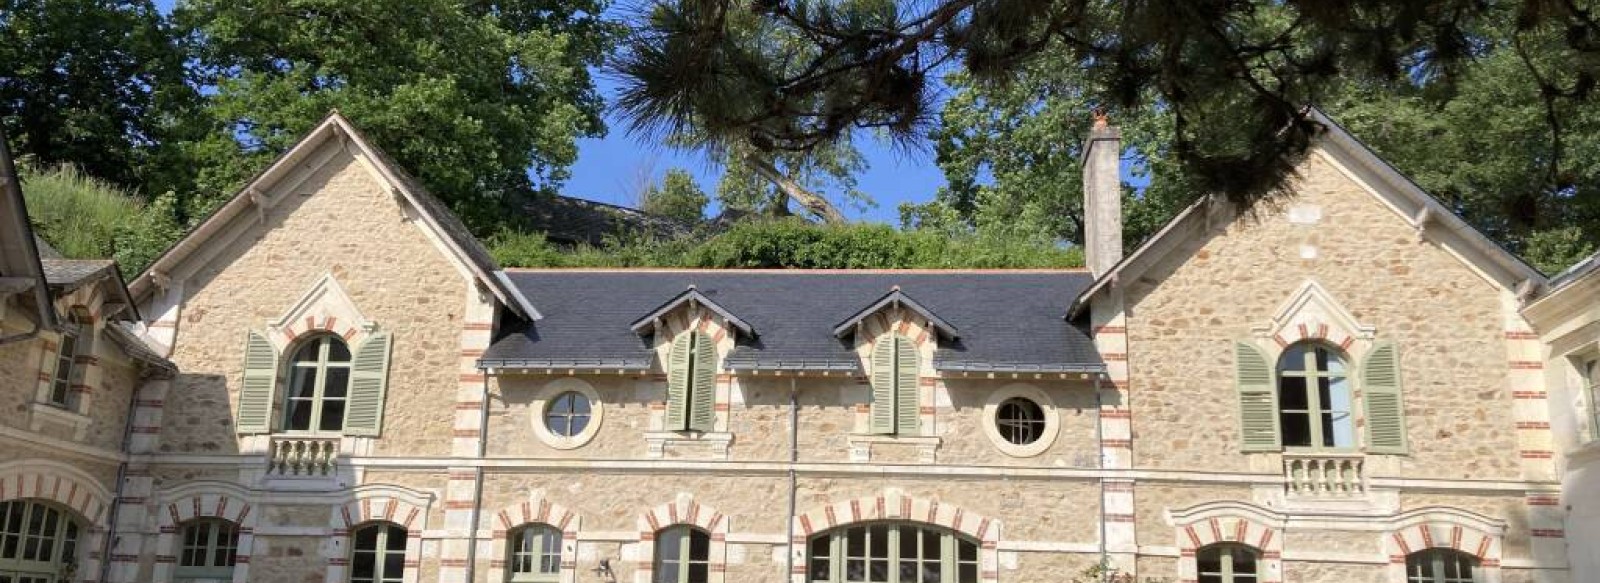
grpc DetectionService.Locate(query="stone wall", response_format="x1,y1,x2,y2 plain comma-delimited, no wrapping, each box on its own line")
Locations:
1124,150,1522,479
157,142,472,457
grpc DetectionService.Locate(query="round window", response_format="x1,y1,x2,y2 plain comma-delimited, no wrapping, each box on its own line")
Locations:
544,391,592,437
995,397,1046,445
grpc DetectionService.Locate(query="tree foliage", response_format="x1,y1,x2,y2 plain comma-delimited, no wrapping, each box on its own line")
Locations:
170,0,614,228
642,168,711,221
0,0,195,187
490,219,1082,268
614,0,1600,214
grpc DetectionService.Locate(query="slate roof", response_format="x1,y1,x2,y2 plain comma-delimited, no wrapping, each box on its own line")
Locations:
482,270,1103,374
41,259,116,291
519,195,692,247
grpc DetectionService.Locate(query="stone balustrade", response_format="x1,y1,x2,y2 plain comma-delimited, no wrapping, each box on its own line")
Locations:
268,435,340,476
1283,452,1365,496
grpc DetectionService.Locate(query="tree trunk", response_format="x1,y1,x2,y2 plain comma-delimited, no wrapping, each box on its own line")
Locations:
742,153,846,223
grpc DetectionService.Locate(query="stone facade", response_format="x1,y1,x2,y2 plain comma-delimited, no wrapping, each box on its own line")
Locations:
0,111,1582,583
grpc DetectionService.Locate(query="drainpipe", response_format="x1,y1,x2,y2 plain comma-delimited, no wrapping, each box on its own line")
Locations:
1093,373,1109,583
785,376,799,581
100,369,149,583
465,370,491,582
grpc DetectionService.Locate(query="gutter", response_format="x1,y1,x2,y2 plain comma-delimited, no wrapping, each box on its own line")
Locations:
0,127,56,343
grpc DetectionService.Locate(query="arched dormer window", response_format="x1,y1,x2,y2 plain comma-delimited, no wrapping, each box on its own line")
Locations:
1276,342,1354,449
1405,548,1480,583
1197,543,1260,583
283,335,352,433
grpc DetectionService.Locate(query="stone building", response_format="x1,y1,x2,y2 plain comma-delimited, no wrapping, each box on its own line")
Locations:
0,110,1588,583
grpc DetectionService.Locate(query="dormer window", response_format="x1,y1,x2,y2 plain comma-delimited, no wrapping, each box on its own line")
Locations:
283,335,352,432
665,330,717,432
870,334,920,435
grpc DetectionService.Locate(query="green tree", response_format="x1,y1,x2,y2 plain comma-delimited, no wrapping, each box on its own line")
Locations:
614,0,1600,213
173,0,613,228
642,169,710,222
0,0,194,187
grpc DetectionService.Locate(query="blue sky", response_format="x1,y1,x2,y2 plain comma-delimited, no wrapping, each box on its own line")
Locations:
567,75,948,223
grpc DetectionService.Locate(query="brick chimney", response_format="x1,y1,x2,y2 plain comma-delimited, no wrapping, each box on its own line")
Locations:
1082,112,1123,278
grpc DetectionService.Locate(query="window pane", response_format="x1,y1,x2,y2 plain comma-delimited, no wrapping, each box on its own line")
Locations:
657,529,681,562
957,563,977,583
1278,376,1309,410
324,367,350,398
572,394,591,414
320,399,346,432
923,530,940,557
689,530,709,560
957,539,976,561
868,525,889,558
293,341,323,364
386,526,407,551
326,339,351,362
355,525,380,549
548,416,570,437
846,528,864,557
810,557,831,581
383,551,406,580
1280,412,1312,447
1322,376,1354,447
1278,345,1307,373
1230,546,1257,574
1317,347,1345,374
688,563,709,583
568,414,590,435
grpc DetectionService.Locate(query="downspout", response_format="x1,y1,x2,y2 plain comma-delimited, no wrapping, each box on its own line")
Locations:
100,369,148,583
1093,374,1109,583
465,370,491,582
785,376,799,581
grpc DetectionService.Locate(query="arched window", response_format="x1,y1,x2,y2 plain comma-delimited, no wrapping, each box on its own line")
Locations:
805,522,978,583
176,518,239,580
350,522,407,583
507,524,562,582
1196,543,1259,583
1277,342,1354,448
283,335,352,432
0,499,82,581
653,525,710,583
1406,549,1480,583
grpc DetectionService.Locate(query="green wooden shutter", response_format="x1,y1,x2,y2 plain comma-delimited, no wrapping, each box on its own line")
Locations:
689,331,718,432
345,332,393,436
870,338,896,434
1362,341,1408,454
894,335,920,434
236,331,278,434
1234,341,1280,452
665,333,692,431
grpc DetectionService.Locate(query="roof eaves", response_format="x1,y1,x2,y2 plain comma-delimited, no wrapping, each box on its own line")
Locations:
832,288,959,339
629,287,755,337
934,360,1106,374
477,357,653,371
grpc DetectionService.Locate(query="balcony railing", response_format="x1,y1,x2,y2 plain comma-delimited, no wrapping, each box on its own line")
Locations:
1283,452,1364,496
268,435,339,476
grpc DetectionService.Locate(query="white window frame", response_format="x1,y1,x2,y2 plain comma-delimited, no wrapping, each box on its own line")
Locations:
653,525,711,583
1196,543,1261,583
530,378,603,450
981,384,1060,457
506,524,562,582
281,335,352,433
349,522,407,583
0,499,82,582
804,522,980,583
174,518,239,581
1405,548,1481,583
1276,342,1356,451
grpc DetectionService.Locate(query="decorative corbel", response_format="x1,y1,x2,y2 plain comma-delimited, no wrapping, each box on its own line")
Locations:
1412,206,1432,242
246,187,269,222
149,270,172,291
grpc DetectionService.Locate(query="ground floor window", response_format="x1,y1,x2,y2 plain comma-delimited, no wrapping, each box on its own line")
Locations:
175,518,239,580
1197,543,1258,583
806,522,978,583
1406,549,1479,583
0,500,81,583
351,522,407,583
653,526,710,583
508,524,561,582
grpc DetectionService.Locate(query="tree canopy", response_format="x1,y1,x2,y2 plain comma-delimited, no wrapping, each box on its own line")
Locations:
613,0,1600,214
